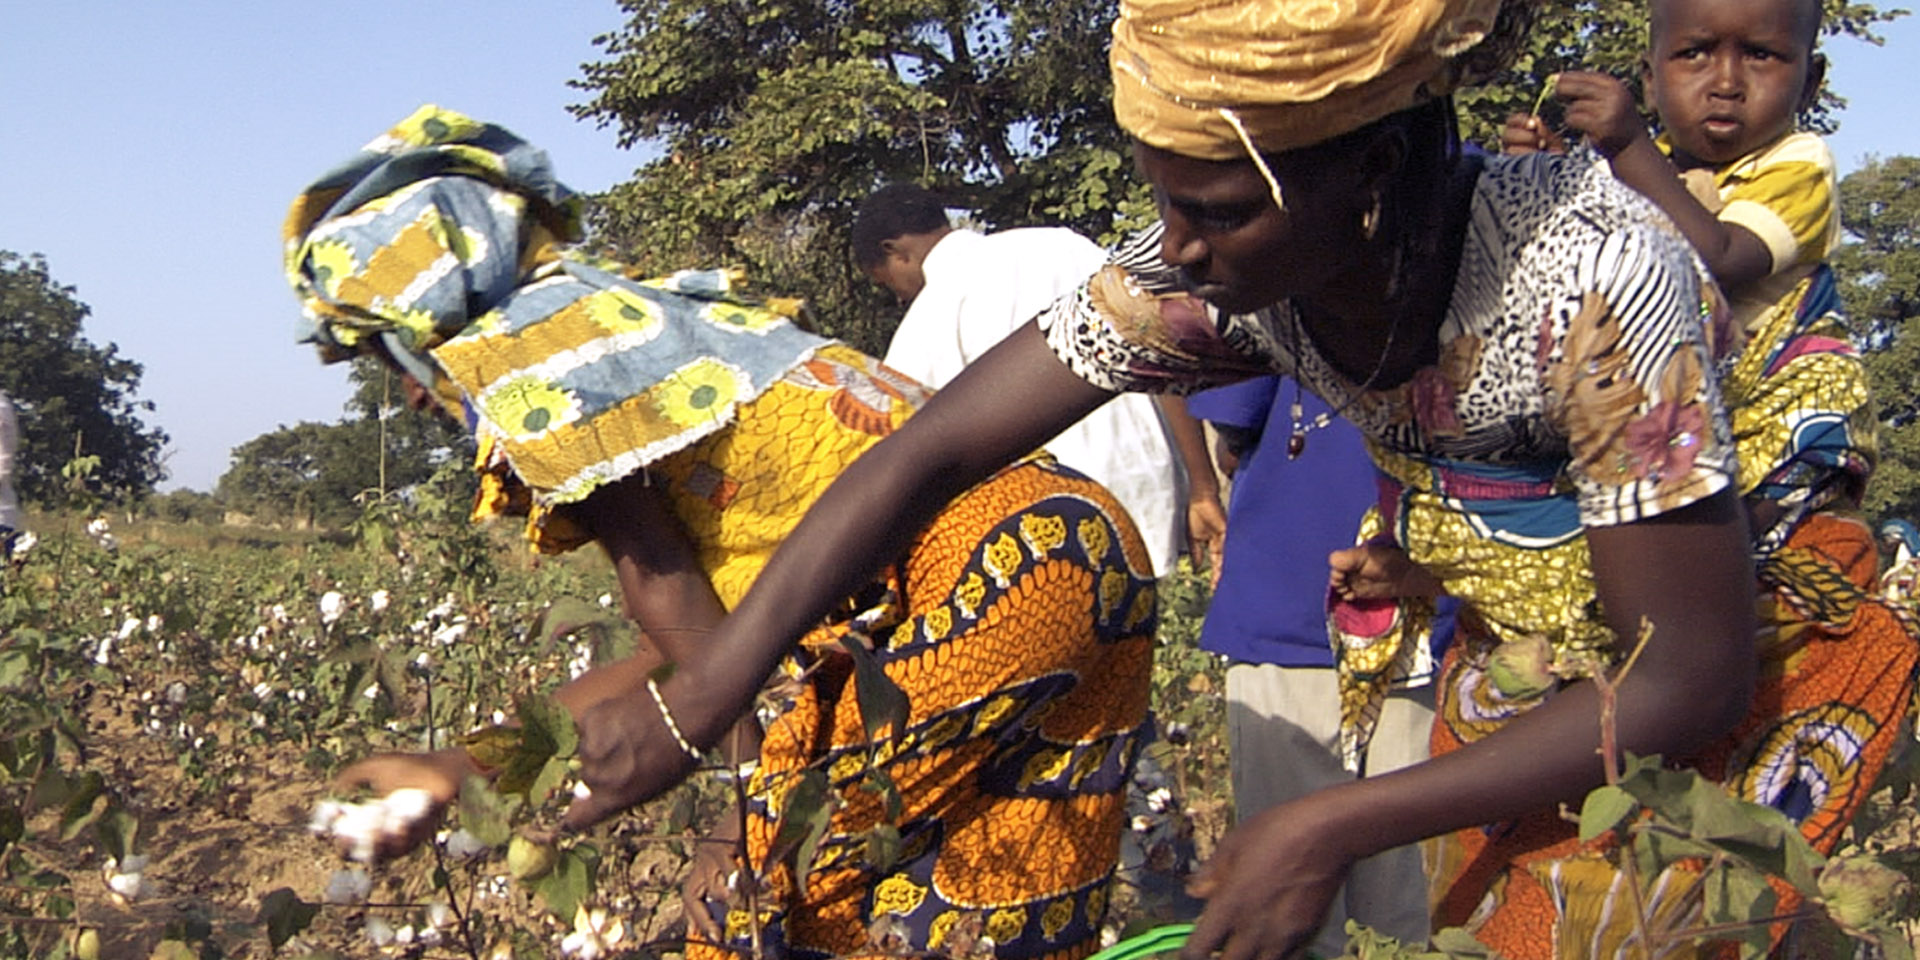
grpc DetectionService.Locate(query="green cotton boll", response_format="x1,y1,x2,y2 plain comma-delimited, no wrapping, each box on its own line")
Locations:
1486,634,1556,700
507,834,558,882
1817,854,1914,937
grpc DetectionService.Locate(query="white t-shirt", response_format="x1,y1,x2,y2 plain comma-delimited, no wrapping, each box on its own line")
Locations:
883,227,1188,576
0,391,20,531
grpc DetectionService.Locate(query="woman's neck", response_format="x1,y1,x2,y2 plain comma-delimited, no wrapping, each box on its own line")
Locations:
1297,151,1483,389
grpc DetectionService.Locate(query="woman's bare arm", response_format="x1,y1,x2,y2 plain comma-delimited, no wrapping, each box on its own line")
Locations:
1182,488,1757,960
563,320,1118,825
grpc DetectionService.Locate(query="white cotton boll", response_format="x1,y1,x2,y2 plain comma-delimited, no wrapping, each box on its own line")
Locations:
561,931,598,959
1146,787,1173,813
363,684,380,701
1131,815,1154,834
418,925,443,946
369,589,391,613
332,804,388,864
414,652,431,670
324,868,373,904
426,901,454,929
431,620,467,646
117,617,142,641
444,829,488,861
145,614,162,634
253,682,274,702
106,871,147,900
365,916,396,947
105,855,150,901
165,682,188,705
92,638,113,666
269,604,289,624
319,591,346,625
381,788,436,827
492,710,508,726
394,924,416,945
573,780,593,801
290,688,308,703
310,799,345,834
86,518,110,538
8,530,35,557
597,593,613,607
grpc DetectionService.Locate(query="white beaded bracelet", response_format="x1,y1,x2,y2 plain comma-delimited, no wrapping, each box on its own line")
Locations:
647,677,703,762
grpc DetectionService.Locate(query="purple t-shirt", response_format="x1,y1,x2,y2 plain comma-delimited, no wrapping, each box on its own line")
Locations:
1187,377,1377,667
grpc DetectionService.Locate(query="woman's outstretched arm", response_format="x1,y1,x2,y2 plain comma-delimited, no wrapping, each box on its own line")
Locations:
562,321,1118,826
1181,488,1757,960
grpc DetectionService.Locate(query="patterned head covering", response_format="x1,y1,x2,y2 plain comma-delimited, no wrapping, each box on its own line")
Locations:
1111,0,1515,159
284,105,829,507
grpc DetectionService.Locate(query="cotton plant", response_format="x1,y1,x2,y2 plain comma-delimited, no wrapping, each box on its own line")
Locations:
310,788,439,864
322,867,374,905
319,590,346,626
560,904,627,960
103,854,153,903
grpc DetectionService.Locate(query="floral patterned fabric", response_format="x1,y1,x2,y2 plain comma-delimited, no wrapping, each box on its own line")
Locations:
286,106,1157,960
1038,150,1919,955
287,105,827,511
1041,152,1735,761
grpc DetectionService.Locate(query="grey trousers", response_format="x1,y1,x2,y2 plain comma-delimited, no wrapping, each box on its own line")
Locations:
1225,663,1436,957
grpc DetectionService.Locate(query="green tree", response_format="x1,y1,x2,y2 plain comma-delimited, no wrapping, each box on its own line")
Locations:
217,421,367,528
1841,156,1920,522
216,356,473,528
0,251,168,503
571,0,1138,354
570,1,1901,354
141,488,226,525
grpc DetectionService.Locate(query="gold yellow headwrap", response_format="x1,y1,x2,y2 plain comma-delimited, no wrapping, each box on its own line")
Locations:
1112,0,1508,159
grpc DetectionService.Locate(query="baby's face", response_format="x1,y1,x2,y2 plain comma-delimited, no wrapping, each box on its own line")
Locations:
1645,0,1821,166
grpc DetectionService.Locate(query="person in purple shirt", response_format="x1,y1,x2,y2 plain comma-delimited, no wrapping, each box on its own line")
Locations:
1187,376,1451,956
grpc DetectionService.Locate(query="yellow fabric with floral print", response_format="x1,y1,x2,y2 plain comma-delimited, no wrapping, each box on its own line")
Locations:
1111,0,1507,158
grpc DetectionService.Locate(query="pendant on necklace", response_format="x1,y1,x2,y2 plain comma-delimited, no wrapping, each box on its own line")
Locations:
1287,430,1307,459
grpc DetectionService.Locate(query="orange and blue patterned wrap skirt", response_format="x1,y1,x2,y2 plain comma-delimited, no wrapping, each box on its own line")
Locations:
1428,510,1918,959
690,459,1158,960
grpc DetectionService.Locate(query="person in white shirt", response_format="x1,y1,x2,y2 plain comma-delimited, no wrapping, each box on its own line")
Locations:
0,390,22,549
852,183,1221,578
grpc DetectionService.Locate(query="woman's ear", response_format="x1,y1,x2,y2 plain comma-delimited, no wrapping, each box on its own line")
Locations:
1355,123,1410,202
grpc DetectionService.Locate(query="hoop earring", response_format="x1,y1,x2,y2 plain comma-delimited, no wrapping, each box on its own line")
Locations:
1361,194,1381,242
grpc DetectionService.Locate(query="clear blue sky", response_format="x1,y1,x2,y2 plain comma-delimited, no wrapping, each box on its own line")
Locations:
3,4,1918,493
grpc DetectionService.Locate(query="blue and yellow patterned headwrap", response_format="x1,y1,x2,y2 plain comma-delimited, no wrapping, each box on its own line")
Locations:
284,105,827,506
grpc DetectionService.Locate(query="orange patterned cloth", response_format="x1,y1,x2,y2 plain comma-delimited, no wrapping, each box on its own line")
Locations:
690,458,1157,960
1426,511,1919,959
284,107,1158,960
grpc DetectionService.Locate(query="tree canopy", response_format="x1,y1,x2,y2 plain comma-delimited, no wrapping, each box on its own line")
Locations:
569,0,1903,354
1842,156,1920,522
0,252,167,504
216,357,471,528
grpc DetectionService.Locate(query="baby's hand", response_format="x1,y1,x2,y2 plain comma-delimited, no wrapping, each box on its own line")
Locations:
1551,71,1646,159
1328,542,1441,601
